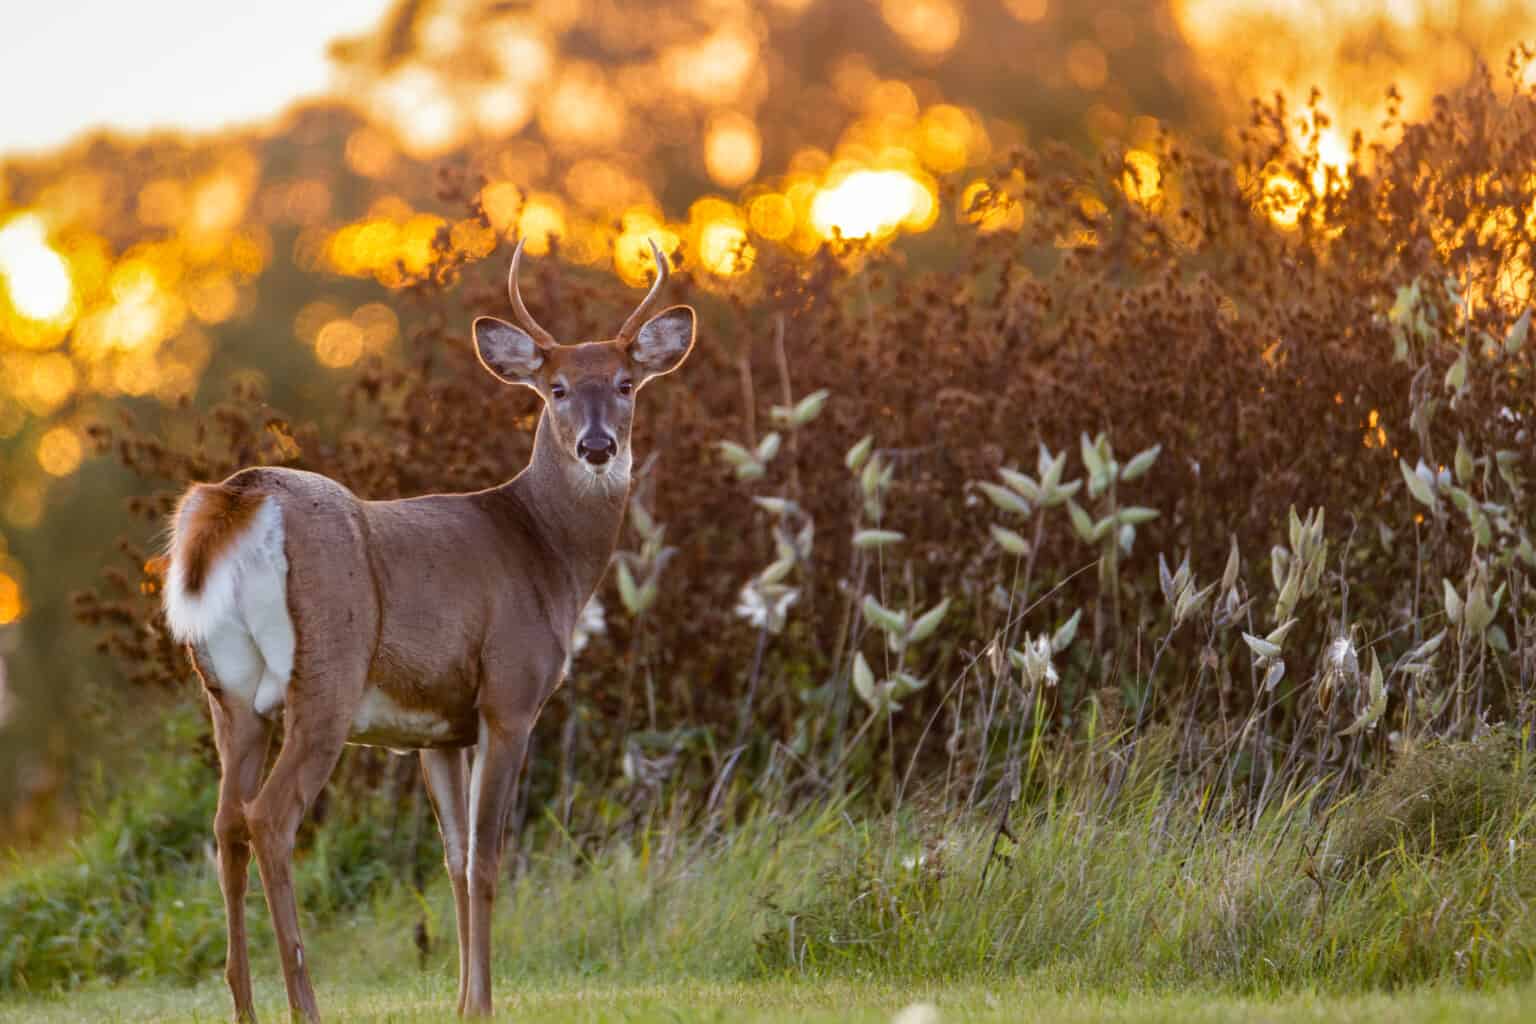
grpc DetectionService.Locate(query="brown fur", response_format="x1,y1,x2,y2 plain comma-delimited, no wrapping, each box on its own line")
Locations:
174,482,268,594
185,253,696,1020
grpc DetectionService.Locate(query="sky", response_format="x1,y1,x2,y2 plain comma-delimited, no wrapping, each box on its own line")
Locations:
0,1,388,157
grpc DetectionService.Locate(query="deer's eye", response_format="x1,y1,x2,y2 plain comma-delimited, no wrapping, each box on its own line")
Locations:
550,383,568,399
617,380,633,396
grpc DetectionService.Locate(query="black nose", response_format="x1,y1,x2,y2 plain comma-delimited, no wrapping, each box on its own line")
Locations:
577,436,616,465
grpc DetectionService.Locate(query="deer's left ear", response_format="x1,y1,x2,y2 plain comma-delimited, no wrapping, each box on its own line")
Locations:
628,305,695,383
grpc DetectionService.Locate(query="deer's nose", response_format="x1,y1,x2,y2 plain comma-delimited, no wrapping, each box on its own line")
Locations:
577,435,617,465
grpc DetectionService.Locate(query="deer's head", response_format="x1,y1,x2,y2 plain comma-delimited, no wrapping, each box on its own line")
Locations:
472,239,695,479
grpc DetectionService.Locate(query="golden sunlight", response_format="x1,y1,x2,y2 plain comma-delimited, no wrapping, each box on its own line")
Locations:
0,214,74,324
811,169,935,241
0,571,21,625
36,425,83,477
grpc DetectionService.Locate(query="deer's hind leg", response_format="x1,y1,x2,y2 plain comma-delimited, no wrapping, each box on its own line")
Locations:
191,643,272,1024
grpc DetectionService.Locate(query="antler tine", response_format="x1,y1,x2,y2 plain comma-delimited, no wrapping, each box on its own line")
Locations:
507,237,557,349
617,238,670,343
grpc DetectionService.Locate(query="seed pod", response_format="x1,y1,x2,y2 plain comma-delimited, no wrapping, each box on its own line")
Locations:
1242,632,1282,660
1221,536,1241,595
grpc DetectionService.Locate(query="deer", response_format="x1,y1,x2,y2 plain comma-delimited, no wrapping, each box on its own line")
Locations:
159,239,694,1021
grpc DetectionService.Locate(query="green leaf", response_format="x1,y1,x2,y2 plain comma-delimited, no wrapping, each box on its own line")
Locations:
756,432,782,463
853,529,905,549
1506,307,1530,356
1444,350,1467,393
1079,433,1106,486
790,389,830,427
1442,578,1462,625
908,598,951,644
753,496,797,516
1399,458,1438,509
998,467,1042,503
1120,444,1162,481
1067,501,1097,544
977,481,1032,517
861,595,908,635
757,558,795,586
717,441,755,467
1051,608,1081,653
1116,505,1160,526
989,524,1030,556
616,561,643,616
845,435,874,472
852,652,876,706
1454,434,1474,486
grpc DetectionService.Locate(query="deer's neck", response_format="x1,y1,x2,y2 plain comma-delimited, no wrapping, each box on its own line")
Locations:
500,412,628,607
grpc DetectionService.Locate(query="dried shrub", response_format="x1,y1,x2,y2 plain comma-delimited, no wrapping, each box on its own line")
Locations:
76,66,1536,812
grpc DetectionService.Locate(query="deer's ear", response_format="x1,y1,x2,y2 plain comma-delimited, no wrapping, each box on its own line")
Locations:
629,305,695,384
474,316,545,387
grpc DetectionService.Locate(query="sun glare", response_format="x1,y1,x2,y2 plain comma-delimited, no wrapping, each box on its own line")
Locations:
811,170,935,241
0,215,74,323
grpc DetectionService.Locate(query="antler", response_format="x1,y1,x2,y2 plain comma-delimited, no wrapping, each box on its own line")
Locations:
616,239,669,344
506,237,557,349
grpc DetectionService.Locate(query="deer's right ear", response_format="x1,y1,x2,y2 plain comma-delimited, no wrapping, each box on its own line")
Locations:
473,316,545,387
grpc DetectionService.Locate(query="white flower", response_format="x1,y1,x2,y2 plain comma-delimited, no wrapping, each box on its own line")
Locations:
1326,636,1358,684
735,582,800,634
1008,634,1058,689
569,595,607,657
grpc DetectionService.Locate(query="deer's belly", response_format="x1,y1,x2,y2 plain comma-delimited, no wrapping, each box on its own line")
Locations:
348,687,476,749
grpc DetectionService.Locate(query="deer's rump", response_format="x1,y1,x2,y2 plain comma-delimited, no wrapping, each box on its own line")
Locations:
162,471,478,749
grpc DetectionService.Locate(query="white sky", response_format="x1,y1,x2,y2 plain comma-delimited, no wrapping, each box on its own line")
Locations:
0,1,389,157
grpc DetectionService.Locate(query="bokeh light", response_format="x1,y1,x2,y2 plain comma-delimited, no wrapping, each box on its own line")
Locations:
36,425,83,477
0,572,22,625
0,214,74,325
811,170,935,241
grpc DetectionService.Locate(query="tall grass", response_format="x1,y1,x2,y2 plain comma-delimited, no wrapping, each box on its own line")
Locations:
4,709,1532,996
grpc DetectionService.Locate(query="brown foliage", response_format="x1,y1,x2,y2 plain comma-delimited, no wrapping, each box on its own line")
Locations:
78,68,1536,806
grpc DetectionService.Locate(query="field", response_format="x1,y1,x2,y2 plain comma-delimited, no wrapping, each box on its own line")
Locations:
10,977,1536,1024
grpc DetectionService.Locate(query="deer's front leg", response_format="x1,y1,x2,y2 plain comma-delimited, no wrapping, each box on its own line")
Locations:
462,710,537,1017
421,748,471,1014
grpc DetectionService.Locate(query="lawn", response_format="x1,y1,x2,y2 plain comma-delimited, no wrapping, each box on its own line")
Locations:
7,976,1536,1024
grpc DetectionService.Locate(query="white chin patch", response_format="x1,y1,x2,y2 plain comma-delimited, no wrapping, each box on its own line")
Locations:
165,497,295,715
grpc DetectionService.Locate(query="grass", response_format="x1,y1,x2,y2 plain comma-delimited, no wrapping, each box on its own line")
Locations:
8,975,1536,1024
3,719,1534,1021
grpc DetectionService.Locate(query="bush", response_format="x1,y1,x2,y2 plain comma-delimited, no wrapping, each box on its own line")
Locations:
76,66,1536,825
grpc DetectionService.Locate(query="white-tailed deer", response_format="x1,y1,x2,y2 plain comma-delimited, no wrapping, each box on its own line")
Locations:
160,240,694,1021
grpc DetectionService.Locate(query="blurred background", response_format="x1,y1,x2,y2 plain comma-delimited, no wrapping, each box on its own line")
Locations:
2,0,1535,840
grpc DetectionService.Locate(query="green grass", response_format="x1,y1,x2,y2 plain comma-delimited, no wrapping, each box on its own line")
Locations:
2,717,1533,1020
7,976,1536,1023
